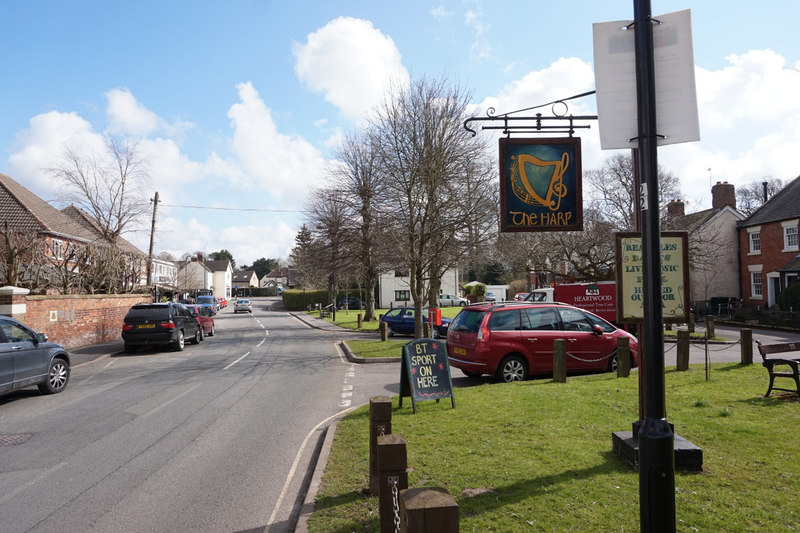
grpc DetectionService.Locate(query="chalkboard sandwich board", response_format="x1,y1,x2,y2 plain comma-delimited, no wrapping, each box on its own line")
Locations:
399,338,455,413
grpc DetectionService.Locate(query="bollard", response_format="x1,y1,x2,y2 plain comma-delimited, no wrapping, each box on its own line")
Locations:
400,487,459,533
378,434,408,533
741,328,753,365
380,321,389,341
676,330,690,371
423,322,431,338
617,336,631,377
370,396,393,495
358,313,363,329
706,316,715,339
553,339,567,383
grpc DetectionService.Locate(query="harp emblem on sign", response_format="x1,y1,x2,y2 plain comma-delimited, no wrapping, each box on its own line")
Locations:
510,152,569,211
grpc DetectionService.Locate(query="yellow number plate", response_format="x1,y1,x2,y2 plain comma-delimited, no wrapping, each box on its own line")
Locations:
454,347,467,355
138,324,156,329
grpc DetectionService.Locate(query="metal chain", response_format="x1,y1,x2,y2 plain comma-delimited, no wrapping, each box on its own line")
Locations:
378,424,386,437
392,479,401,533
565,351,614,363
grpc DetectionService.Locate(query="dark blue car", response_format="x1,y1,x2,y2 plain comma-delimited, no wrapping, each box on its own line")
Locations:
380,307,451,338
337,296,365,310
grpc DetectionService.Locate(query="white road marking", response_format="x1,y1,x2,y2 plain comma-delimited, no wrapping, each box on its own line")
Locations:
267,406,358,527
223,351,251,370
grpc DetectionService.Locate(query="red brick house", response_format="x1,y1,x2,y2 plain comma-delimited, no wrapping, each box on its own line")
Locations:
738,175,800,309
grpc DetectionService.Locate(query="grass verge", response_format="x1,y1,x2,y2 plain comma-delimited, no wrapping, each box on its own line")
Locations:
307,363,799,532
307,307,463,332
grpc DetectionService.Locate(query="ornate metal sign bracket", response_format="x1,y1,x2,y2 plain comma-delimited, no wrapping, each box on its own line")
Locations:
464,90,597,137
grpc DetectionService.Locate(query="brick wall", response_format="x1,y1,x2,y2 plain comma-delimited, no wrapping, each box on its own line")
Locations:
739,220,795,308
0,288,151,349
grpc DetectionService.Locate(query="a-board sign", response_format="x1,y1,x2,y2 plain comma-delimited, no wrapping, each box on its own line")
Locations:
399,338,455,414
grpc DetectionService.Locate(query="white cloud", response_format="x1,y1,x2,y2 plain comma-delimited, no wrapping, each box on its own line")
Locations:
292,16,409,123
105,88,161,136
226,81,326,206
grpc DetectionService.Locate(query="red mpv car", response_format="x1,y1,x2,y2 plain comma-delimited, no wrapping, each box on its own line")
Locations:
187,305,216,339
446,302,638,383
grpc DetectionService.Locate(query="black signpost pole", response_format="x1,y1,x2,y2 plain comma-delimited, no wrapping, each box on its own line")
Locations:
633,0,676,531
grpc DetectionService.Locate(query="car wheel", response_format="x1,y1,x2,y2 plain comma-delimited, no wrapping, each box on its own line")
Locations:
208,324,215,337
607,351,618,372
462,370,482,378
38,358,70,394
198,327,205,341
388,327,395,337
173,330,185,351
497,355,527,383
459,301,466,307
190,328,201,345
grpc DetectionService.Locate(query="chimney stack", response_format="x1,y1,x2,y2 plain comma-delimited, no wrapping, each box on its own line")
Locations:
711,181,736,210
667,199,685,217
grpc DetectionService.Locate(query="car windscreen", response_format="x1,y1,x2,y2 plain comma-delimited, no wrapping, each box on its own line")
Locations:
197,296,215,304
448,310,486,333
126,306,170,320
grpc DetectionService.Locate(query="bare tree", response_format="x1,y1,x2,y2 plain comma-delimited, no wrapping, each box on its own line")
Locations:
586,152,682,230
0,222,48,289
370,75,490,337
50,135,150,245
735,177,787,216
327,131,394,321
304,187,356,307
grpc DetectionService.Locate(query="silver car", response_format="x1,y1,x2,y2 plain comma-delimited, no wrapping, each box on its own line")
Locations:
234,298,253,313
439,293,468,307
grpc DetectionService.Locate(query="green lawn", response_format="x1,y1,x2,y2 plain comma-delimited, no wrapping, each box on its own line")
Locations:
307,363,799,532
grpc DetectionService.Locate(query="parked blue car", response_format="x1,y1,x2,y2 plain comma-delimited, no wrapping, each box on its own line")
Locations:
380,307,451,338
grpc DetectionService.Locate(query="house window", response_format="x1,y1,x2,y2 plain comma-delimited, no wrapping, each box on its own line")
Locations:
782,220,798,251
787,274,799,287
750,271,763,298
49,239,64,260
749,231,761,254
395,290,410,301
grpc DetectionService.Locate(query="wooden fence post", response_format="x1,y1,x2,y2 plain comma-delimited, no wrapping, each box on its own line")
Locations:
676,330,690,371
370,396,393,495
400,487,459,532
378,434,408,533
553,339,566,383
740,328,753,365
617,336,631,377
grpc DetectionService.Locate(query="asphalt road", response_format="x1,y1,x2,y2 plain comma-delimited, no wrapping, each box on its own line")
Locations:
0,297,396,533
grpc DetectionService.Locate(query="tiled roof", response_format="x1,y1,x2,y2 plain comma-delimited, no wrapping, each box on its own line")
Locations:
204,260,231,272
740,175,800,227
61,205,145,256
0,172,97,241
232,270,256,281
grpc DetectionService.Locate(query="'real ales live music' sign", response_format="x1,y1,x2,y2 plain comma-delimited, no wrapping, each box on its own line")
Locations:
499,137,583,232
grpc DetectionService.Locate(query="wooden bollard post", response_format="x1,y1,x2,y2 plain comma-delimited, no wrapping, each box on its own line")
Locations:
741,328,753,365
423,322,431,338
706,315,715,339
380,320,389,341
378,434,408,533
617,336,631,377
400,487,459,533
553,338,566,383
676,330,690,371
370,396,393,495
358,313,363,329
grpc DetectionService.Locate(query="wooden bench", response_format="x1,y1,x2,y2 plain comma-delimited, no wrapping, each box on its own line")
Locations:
755,340,800,397
319,309,330,319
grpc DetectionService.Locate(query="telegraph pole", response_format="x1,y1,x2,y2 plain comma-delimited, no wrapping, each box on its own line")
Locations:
147,192,160,293
633,0,676,531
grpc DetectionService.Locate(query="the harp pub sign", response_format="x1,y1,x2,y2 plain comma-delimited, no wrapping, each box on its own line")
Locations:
498,137,583,232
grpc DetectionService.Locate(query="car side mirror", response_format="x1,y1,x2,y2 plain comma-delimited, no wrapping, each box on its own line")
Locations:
592,324,604,337
35,332,48,343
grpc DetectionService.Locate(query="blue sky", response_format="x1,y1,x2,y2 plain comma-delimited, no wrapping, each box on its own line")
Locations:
2,1,799,265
